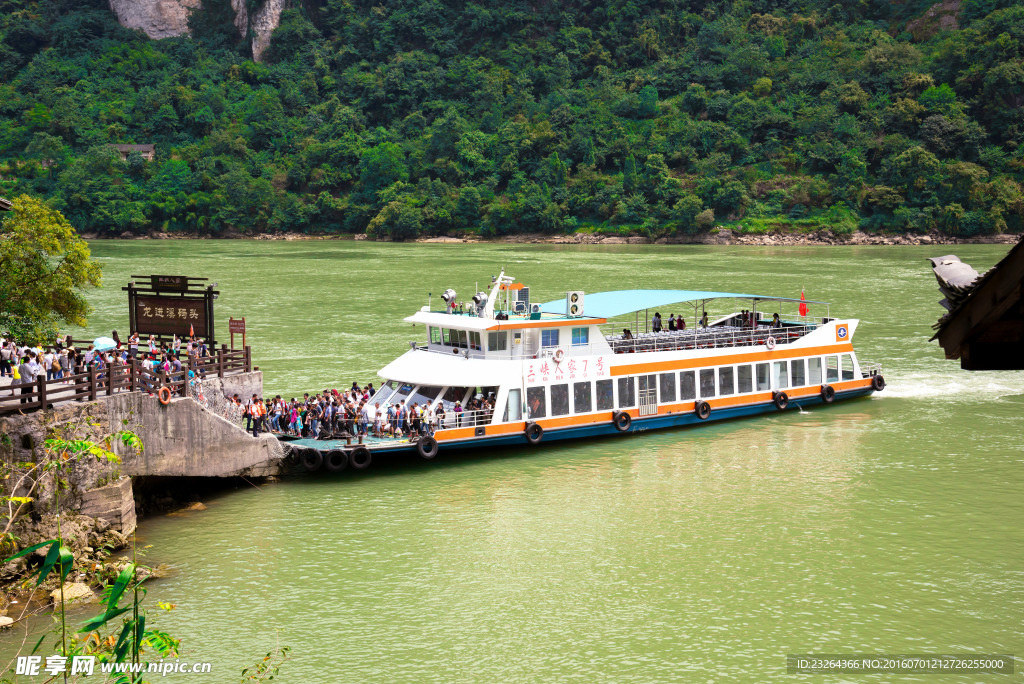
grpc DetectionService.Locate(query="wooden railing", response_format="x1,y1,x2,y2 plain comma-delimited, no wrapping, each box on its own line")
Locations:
0,346,251,415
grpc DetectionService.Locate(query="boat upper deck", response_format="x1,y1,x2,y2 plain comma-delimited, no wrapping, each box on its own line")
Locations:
606,321,820,355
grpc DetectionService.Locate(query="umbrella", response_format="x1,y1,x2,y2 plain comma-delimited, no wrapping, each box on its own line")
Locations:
93,336,117,351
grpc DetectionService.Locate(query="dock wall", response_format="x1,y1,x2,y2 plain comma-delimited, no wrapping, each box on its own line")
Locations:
0,370,281,539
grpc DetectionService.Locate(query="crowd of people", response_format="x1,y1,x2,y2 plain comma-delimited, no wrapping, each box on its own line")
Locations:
1,332,214,403
236,385,496,442
4,332,488,444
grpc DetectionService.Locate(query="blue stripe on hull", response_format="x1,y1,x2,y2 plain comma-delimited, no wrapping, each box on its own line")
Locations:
441,387,876,451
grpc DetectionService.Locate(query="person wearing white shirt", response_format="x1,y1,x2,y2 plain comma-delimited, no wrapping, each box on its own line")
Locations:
43,350,55,381
424,403,436,436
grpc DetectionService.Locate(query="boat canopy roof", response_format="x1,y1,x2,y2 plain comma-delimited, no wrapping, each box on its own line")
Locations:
538,289,828,319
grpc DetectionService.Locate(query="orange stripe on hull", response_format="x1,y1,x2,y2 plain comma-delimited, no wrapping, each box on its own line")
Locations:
434,378,873,442
609,343,855,376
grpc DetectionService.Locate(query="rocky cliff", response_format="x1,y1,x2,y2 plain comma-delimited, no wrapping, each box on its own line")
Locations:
107,0,285,61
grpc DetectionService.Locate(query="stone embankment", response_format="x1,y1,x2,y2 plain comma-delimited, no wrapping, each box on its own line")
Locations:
0,370,282,611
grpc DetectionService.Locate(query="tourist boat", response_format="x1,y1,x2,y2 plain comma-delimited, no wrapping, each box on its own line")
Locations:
282,271,885,471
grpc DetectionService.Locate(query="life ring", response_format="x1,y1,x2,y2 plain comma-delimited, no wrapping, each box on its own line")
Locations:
695,400,711,420
350,446,372,470
820,384,835,403
300,448,323,472
416,436,439,460
765,336,776,351
773,391,789,410
525,422,543,445
325,450,348,472
872,374,886,391
552,348,565,364
157,386,171,405
613,411,631,432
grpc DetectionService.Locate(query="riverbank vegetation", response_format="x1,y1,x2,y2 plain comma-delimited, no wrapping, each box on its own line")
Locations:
0,0,1022,240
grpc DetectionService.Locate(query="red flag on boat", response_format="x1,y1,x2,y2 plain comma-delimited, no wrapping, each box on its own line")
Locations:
799,289,808,317
189,323,195,337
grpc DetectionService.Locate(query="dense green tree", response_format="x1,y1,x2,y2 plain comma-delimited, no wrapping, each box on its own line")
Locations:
0,0,1019,239
0,195,102,343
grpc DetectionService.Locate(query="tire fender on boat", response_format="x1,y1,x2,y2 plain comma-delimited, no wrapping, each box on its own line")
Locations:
350,446,372,470
416,436,439,459
694,400,711,420
300,448,323,472
612,411,631,432
820,384,835,403
525,422,543,445
773,391,789,410
325,450,348,472
765,336,776,351
872,374,886,391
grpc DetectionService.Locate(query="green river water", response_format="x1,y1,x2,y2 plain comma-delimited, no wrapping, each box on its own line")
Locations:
7,241,1024,682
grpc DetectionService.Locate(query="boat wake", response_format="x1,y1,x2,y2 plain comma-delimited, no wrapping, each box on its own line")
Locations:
879,370,1024,402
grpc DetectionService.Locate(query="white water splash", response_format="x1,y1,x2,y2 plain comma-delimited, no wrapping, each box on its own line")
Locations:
880,370,1024,402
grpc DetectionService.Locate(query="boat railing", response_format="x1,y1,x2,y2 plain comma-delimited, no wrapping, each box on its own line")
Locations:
860,361,883,377
435,409,493,430
606,324,818,354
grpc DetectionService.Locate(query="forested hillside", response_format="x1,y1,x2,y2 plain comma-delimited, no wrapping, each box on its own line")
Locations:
0,0,1022,239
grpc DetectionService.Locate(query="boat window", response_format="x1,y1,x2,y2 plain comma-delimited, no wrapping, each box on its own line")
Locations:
737,365,753,393
430,327,441,344
617,377,635,408
550,384,570,416
407,385,441,407
808,357,823,385
826,355,839,382
487,331,507,352
574,382,592,413
680,371,696,400
699,369,715,398
441,329,451,345
541,329,559,348
596,379,614,410
372,380,396,405
445,329,468,348
790,359,806,387
571,327,589,346
503,388,522,421
719,367,735,396
526,386,546,418
469,332,483,351
441,386,470,407
841,354,854,380
659,373,676,402
756,363,771,391
773,361,789,389
391,382,415,405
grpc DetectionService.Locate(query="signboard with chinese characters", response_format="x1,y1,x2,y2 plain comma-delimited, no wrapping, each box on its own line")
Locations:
124,275,218,344
134,296,207,336
228,317,246,349
526,356,606,384
150,275,188,292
